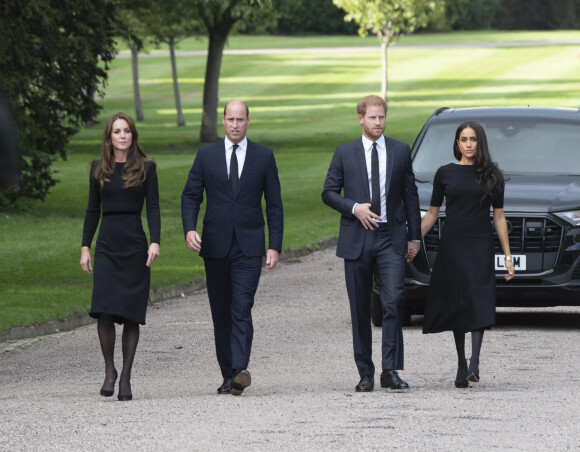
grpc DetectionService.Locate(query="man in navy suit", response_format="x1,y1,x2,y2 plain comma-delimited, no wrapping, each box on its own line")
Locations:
182,99,283,395
322,95,421,392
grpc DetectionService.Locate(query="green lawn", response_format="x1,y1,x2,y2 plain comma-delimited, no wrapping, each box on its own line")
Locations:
117,29,580,54
2,31,580,332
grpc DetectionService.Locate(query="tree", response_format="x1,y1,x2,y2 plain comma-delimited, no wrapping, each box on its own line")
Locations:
235,0,358,35
131,0,202,127
333,0,439,99
117,8,149,122
0,0,118,208
193,0,271,142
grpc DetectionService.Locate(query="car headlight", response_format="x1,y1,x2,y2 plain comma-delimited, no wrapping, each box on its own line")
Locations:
554,210,580,227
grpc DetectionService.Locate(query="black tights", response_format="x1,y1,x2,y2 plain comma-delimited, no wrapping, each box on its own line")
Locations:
453,329,484,373
97,314,140,395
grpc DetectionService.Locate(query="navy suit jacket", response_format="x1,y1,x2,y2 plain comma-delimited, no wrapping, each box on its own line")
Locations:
322,136,421,260
181,138,283,259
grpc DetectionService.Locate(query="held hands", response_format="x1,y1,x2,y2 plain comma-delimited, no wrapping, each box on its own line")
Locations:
146,243,160,267
406,241,420,263
80,246,92,275
354,203,381,230
185,230,202,253
265,249,279,269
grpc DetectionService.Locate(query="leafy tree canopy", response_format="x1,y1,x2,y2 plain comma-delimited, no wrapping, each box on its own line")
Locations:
333,0,436,42
333,0,439,99
0,0,119,208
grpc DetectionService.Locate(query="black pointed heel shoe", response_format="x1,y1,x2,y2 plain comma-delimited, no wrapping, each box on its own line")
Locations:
467,371,480,388
455,362,469,388
117,379,132,401
100,369,118,397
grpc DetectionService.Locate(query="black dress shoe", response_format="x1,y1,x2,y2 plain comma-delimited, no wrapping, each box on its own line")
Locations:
380,370,409,389
355,375,374,392
217,377,232,394
231,370,251,396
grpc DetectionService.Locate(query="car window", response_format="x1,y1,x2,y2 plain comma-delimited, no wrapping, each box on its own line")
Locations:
412,119,580,175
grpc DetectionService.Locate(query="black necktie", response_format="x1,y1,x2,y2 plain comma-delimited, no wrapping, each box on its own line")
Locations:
230,144,239,193
370,142,381,217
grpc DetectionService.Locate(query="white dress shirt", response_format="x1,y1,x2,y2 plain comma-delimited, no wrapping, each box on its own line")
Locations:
356,135,387,222
225,136,247,179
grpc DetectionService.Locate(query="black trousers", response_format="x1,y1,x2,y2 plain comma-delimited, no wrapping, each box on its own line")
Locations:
344,225,406,377
204,235,262,378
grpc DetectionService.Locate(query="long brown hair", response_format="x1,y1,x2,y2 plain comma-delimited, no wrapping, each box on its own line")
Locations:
453,121,505,204
93,112,149,189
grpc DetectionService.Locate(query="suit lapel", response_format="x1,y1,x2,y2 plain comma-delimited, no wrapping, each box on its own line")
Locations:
384,136,395,202
354,139,370,202
235,139,255,199
214,139,234,197
216,138,229,176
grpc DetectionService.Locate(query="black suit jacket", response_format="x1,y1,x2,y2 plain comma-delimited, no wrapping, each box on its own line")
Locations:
322,136,421,259
181,138,283,259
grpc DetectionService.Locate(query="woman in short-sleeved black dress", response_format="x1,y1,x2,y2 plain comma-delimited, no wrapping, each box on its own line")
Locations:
420,121,514,388
80,112,160,401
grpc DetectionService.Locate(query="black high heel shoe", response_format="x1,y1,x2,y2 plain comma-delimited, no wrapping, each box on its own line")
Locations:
118,380,132,401
467,360,480,388
467,371,480,388
100,369,118,397
455,361,468,388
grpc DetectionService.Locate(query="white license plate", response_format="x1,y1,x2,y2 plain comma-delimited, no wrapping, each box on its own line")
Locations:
495,255,526,271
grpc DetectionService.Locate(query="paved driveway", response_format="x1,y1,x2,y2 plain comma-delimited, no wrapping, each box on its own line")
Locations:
1,248,578,451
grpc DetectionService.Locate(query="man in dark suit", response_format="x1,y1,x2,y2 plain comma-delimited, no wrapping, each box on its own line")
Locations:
182,99,283,396
322,95,421,392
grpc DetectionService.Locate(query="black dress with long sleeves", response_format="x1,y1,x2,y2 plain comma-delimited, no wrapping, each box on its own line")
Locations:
82,160,160,325
423,163,504,334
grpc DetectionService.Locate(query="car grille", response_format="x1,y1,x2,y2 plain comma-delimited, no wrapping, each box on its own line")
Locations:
424,216,563,253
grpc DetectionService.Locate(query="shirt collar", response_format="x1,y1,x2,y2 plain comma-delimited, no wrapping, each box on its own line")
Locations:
362,134,385,152
225,136,248,152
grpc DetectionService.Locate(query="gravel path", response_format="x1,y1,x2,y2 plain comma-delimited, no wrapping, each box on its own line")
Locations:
1,248,579,451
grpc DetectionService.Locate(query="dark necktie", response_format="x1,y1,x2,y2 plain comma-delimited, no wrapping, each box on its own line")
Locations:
230,144,239,193
370,142,381,217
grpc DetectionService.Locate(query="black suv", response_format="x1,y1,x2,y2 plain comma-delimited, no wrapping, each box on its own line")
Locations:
372,107,580,326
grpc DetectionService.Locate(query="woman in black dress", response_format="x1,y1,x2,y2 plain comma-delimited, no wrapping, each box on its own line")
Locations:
420,121,514,388
80,112,160,401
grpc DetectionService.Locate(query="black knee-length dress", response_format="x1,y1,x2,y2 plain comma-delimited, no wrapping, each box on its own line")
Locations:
82,160,160,325
422,163,504,334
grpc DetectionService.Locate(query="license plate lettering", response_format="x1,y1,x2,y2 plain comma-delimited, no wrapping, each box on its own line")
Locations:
495,255,526,271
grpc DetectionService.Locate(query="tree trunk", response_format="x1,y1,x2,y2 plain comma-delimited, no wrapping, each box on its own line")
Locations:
200,32,227,142
170,39,186,127
381,39,388,100
131,43,144,122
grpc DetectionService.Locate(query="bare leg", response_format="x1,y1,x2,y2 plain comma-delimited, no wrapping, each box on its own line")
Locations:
97,314,117,396
118,321,139,400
